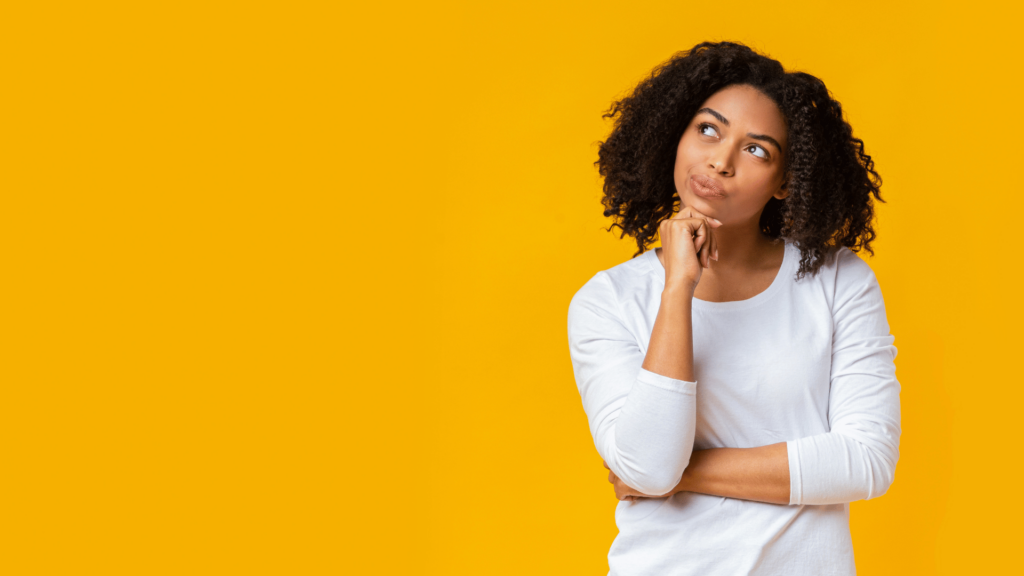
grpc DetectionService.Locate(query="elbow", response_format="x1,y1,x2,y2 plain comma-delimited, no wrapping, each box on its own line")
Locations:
609,453,690,497
603,420,696,497
625,447,693,497
843,434,898,501
825,420,900,501
628,470,683,498
792,430,899,505
644,466,687,497
858,425,899,500
866,445,899,499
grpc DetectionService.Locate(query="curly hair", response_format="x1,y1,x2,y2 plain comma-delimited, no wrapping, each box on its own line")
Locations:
596,41,883,278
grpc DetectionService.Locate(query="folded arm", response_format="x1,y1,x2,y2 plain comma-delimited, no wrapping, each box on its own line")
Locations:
677,444,791,504
609,251,901,506
568,273,699,496
785,254,900,504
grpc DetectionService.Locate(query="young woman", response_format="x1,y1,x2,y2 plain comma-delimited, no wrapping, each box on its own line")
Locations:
567,41,900,575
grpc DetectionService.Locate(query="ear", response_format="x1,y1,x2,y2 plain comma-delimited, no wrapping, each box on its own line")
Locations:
773,175,790,201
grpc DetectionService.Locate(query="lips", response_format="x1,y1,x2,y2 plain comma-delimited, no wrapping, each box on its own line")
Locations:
690,174,726,198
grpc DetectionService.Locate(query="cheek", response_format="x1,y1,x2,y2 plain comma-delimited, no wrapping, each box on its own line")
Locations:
674,139,697,173
751,172,775,190
736,172,784,207
673,149,693,188
756,168,786,193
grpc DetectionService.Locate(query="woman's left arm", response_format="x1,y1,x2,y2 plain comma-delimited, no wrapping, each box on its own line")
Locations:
607,444,791,504
783,251,901,505
609,249,901,506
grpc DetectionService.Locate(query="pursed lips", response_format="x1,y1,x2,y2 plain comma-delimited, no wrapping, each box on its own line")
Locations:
690,174,726,197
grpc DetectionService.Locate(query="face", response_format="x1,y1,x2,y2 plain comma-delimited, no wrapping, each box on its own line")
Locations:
674,84,789,226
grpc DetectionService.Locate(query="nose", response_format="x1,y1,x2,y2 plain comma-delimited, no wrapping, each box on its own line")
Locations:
708,147,734,176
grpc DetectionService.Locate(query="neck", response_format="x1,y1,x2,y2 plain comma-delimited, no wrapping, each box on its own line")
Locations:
709,217,780,271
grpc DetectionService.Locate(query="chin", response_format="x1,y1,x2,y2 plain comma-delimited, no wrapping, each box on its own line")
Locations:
679,192,718,216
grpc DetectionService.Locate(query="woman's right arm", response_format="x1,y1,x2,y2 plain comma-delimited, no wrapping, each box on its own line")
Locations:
642,212,718,382
567,215,715,496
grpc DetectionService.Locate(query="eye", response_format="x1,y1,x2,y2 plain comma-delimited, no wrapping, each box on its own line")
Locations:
697,122,718,137
747,144,769,160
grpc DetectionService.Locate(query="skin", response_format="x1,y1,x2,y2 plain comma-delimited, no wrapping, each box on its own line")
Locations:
614,84,795,506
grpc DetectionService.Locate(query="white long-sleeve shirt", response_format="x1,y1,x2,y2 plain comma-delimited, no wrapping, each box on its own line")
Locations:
567,241,900,576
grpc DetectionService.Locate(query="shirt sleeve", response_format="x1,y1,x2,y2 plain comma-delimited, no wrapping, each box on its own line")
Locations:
786,249,902,505
567,271,697,497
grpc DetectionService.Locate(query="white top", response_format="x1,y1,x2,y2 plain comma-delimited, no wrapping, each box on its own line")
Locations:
567,240,901,576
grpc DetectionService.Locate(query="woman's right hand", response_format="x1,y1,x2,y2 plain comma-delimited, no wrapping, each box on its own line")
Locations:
658,207,721,291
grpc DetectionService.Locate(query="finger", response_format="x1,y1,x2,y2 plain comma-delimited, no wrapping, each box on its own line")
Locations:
705,220,715,263
700,223,708,267
711,225,719,261
696,220,712,268
676,205,723,227
675,206,699,222
704,219,714,266
693,221,708,266
693,222,707,251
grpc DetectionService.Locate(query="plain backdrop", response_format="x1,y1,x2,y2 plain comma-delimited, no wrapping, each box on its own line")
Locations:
2,1,1021,573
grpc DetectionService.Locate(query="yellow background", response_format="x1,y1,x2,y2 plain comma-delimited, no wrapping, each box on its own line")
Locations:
2,1,1021,573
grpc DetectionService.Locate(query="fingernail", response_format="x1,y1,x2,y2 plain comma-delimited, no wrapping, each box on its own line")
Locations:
714,249,719,261
712,218,722,225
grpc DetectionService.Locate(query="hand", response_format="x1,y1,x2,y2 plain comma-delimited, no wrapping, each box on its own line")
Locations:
603,460,650,502
658,206,721,290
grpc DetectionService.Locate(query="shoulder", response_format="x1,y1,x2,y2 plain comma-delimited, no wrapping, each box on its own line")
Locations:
568,251,656,323
829,246,881,290
808,246,887,319
796,245,879,288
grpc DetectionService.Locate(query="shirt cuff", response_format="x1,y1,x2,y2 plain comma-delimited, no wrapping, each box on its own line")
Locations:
636,367,697,395
786,439,802,505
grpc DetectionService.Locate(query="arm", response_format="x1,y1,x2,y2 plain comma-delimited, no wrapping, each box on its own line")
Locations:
569,215,715,496
568,274,698,497
674,444,790,504
784,250,901,505
607,445,791,505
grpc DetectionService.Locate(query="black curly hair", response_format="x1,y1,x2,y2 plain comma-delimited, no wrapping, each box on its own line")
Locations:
596,40,883,278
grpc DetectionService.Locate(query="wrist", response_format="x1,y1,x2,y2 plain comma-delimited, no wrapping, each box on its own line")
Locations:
676,450,705,494
674,469,694,494
662,279,697,298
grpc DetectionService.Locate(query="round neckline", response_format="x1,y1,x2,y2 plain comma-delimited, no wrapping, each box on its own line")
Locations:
645,241,794,311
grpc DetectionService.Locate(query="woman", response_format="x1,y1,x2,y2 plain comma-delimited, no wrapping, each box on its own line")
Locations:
567,41,900,575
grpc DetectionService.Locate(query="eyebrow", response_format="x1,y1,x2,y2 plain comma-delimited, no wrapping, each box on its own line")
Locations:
695,107,784,154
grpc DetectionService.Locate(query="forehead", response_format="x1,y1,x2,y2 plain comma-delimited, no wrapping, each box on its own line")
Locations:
697,85,787,145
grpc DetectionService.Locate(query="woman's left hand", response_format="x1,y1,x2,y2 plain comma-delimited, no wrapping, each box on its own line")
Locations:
602,460,648,501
